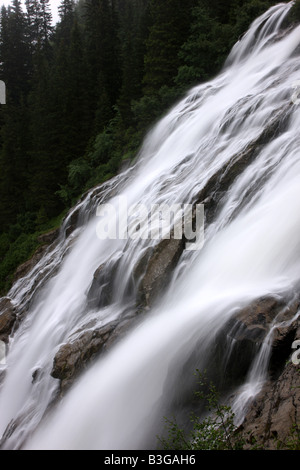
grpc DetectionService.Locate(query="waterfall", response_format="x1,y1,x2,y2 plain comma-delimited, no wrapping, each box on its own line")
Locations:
0,2,300,450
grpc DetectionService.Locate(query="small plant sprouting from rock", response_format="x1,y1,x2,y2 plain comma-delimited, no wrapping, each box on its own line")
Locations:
157,370,244,450
276,424,300,450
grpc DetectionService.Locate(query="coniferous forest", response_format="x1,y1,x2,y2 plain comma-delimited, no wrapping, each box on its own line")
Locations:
0,0,288,293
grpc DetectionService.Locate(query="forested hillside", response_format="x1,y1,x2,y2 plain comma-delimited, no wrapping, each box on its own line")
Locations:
0,0,289,292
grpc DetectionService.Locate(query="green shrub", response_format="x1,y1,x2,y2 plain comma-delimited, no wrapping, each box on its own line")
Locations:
68,159,91,189
89,130,115,167
0,209,67,296
0,232,38,295
158,370,244,450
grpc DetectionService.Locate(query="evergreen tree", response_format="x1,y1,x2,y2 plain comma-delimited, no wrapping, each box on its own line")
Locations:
0,100,31,230
84,0,121,132
25,0,53,54
39,0,53,44
27,11,92,215
175,3,230,88
26,48,57,217
143,0,195,95
56,0,75,44
25,0,42,46
64,19,91,158
0,2,32,229
175,0,277,90
0,0,32,102
58,0,75,21
117,0,149,123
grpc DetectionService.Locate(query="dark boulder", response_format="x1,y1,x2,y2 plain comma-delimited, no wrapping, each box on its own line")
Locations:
51,322,116,392
137,237,185,308
236,358,300,449
51,313,140,395
87,261,120,309
211,295,300,388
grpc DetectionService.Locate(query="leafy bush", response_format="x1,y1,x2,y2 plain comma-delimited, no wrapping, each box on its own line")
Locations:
89,130,115,167
0,232,38,295
68,159,91,189
158,370,244,450
0,209,67,296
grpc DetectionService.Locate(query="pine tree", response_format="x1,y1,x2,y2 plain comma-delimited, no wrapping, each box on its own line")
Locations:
58,0,75,21
0,100,31,230
64,19,91,158
25,0,41,45
27,10,93,215
117,0,149,123
143,0,195,95
84,0,121,132
57,0,75,41
26,0,53,56
26,46,57,216
39,0,53,44
0,1,32,229
175,3,226,88
0,0,32,102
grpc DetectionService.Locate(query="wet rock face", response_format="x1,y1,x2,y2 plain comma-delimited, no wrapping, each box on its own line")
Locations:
13,246,48,284
228,295,300,374
0,298,16,343
51,317,137,394
87,235,185,312
207,295,300,390
137,237,185,308
223,296,288,352
237,360,300,450
194,103,292,223
55,235,185,394
269,316,300,377
64,207,81,239
37,229,59,246
87,261,120,309
224,297,300,450
51,323,116,391
13,229,59,285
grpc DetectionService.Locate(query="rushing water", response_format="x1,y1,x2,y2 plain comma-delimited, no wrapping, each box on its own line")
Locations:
0,2,300,450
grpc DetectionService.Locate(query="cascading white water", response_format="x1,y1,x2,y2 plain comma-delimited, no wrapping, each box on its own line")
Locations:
0,2,300,450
